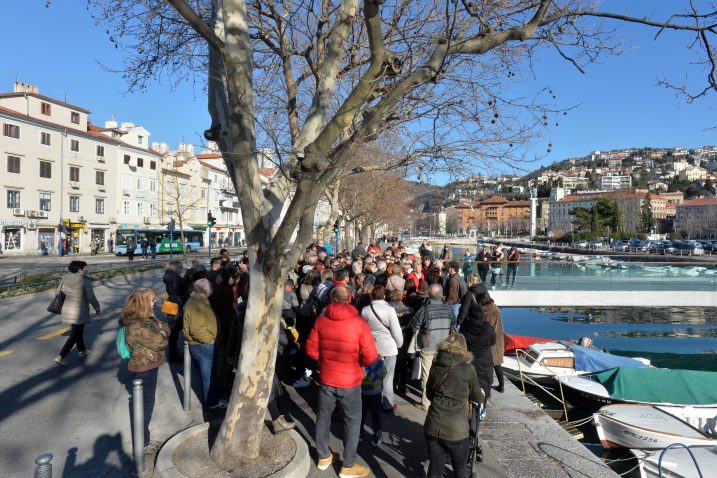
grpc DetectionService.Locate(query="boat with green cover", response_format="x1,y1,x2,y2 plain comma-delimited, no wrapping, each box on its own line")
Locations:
555,367,717,410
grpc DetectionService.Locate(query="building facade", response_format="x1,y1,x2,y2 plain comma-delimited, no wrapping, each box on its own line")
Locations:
1,82,120,254
674,197,717,239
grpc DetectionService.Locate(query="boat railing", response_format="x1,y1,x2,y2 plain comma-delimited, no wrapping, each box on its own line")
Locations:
513,348,571,423
657,443,705,478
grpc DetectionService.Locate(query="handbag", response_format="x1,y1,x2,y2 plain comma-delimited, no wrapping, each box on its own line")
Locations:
416,302,432,349
411,355,422,380
161,300,180,316
47,283,65,314
116,326,133,361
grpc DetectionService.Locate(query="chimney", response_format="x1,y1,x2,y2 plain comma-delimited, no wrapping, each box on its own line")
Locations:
105,117,118,129
13,81,39,94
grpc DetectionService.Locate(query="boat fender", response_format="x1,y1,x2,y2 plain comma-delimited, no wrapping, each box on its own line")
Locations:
578,337,592,348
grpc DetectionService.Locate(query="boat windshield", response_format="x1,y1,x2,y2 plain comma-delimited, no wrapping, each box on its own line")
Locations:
525,350,540,364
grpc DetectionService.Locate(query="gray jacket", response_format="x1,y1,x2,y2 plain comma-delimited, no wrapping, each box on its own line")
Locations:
361,300,404,357
409,299,456,353
60,272,100,325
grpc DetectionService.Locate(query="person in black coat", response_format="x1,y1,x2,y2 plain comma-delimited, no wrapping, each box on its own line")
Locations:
460,293,496,413
163,260,187,363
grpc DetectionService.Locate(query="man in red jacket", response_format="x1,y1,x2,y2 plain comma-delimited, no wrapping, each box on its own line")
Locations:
306,286,377,478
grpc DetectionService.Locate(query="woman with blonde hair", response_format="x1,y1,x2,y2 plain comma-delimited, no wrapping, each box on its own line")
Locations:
119,287,169,448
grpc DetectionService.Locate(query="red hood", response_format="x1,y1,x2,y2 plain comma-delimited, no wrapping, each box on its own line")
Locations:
323,302,359,321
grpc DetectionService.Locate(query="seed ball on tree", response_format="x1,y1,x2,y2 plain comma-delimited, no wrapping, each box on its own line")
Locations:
491,119,496,124
494,113,499,118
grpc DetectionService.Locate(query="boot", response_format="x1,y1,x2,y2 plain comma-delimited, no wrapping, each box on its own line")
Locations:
271,415,295,434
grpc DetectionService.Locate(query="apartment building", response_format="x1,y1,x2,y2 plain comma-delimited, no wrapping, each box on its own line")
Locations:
196,153,245,247
0,82,166,255
454,196,530,235
99,120,163,231
0,82,118,255
600,173,632,190
674,197,717,239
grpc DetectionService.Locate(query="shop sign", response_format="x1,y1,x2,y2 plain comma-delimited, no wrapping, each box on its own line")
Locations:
0,219,37,228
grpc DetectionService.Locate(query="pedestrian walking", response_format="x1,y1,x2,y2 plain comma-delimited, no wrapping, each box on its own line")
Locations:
183,278,227,409
408,283,456,411
149,238,157,259
127,237,136,261
361,285,403,414
119,288,169,448
506,247,520,289
90,237,99,256
306,286,378,478
140,238,149,260
54,261,100,366
424,334,484,478
107,236,114,254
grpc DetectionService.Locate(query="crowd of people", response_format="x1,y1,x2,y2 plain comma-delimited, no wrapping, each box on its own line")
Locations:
54,239,513,476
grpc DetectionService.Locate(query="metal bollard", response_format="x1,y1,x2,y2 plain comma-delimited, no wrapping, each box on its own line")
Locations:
132,378,145,474
183,341,191,411
34,453,53,478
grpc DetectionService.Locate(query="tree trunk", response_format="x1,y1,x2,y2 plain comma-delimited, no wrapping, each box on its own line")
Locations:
210,254,284,465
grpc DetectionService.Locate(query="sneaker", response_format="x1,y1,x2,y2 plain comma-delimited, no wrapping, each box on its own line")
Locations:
271,415,296,434
293,377,310,388
339,463,370,478
316,452,339,471
78,349,91,358
54,356,68,366
371,433,383,446
208,399,229,410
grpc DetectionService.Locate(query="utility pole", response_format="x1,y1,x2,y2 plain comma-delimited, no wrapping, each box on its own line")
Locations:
169,218,175,259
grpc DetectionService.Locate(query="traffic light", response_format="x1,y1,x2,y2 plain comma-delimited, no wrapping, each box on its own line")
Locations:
207,213,216,227
333,223,339,234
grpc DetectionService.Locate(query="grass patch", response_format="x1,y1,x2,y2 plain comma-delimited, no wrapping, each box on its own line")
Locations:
0,264,163,299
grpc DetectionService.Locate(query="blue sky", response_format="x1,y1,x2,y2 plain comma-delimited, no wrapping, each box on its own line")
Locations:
2,1,715,180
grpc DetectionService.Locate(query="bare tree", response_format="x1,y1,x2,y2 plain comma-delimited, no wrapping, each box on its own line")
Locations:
88,0,717,465
161,169,202,259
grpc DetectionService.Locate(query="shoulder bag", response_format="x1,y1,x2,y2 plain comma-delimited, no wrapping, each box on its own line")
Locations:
417,303,431,349
369,303,391,333
116,326,133,361
47,282,66,314
161,300,180,316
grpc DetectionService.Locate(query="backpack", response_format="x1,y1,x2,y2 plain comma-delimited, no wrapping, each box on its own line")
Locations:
116,326,133,361
299,288,321,317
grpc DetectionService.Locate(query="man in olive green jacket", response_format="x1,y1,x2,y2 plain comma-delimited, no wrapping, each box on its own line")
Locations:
423,335,484,478
183,279,225,408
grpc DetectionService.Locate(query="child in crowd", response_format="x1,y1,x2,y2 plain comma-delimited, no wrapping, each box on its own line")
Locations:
361,357,387,446
282,279,300,325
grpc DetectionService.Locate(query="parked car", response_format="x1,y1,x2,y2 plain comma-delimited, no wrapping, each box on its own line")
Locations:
575,241,589,248
589,240,604,249
611,240,629,251
656,241,676,255
673,241,705,256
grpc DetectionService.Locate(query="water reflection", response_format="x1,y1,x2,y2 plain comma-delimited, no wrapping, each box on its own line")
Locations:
540,307,717,325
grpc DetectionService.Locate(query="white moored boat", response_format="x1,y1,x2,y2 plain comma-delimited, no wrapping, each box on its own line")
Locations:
594,404,717,449
501,341,650,386
632,446,717,478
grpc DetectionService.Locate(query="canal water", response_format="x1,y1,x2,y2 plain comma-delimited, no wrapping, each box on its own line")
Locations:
500,306,717,476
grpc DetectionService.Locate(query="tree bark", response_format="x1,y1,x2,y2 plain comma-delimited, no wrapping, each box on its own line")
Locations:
210,252,283,465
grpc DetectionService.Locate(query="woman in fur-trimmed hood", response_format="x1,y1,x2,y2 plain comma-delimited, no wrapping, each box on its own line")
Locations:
424,334,484,478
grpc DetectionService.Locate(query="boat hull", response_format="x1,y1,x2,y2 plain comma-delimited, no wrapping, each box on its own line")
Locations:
594,406,715,450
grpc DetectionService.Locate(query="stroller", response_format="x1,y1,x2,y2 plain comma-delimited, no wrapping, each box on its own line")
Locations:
467,401,483,478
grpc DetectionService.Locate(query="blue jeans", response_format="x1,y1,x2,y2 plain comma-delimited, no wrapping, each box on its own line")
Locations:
362,393,382,440
450,303,461,319
133,368,158,446
507,266,518,288
189,343,218,406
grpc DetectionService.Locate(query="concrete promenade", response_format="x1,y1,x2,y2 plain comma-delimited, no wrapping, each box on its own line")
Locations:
279,379,618,478
0,266,618,477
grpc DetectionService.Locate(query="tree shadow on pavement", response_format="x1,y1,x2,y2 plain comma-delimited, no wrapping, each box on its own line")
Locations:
60,433,135,478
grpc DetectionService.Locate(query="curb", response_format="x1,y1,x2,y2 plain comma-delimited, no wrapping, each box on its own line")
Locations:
154,422,310,478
